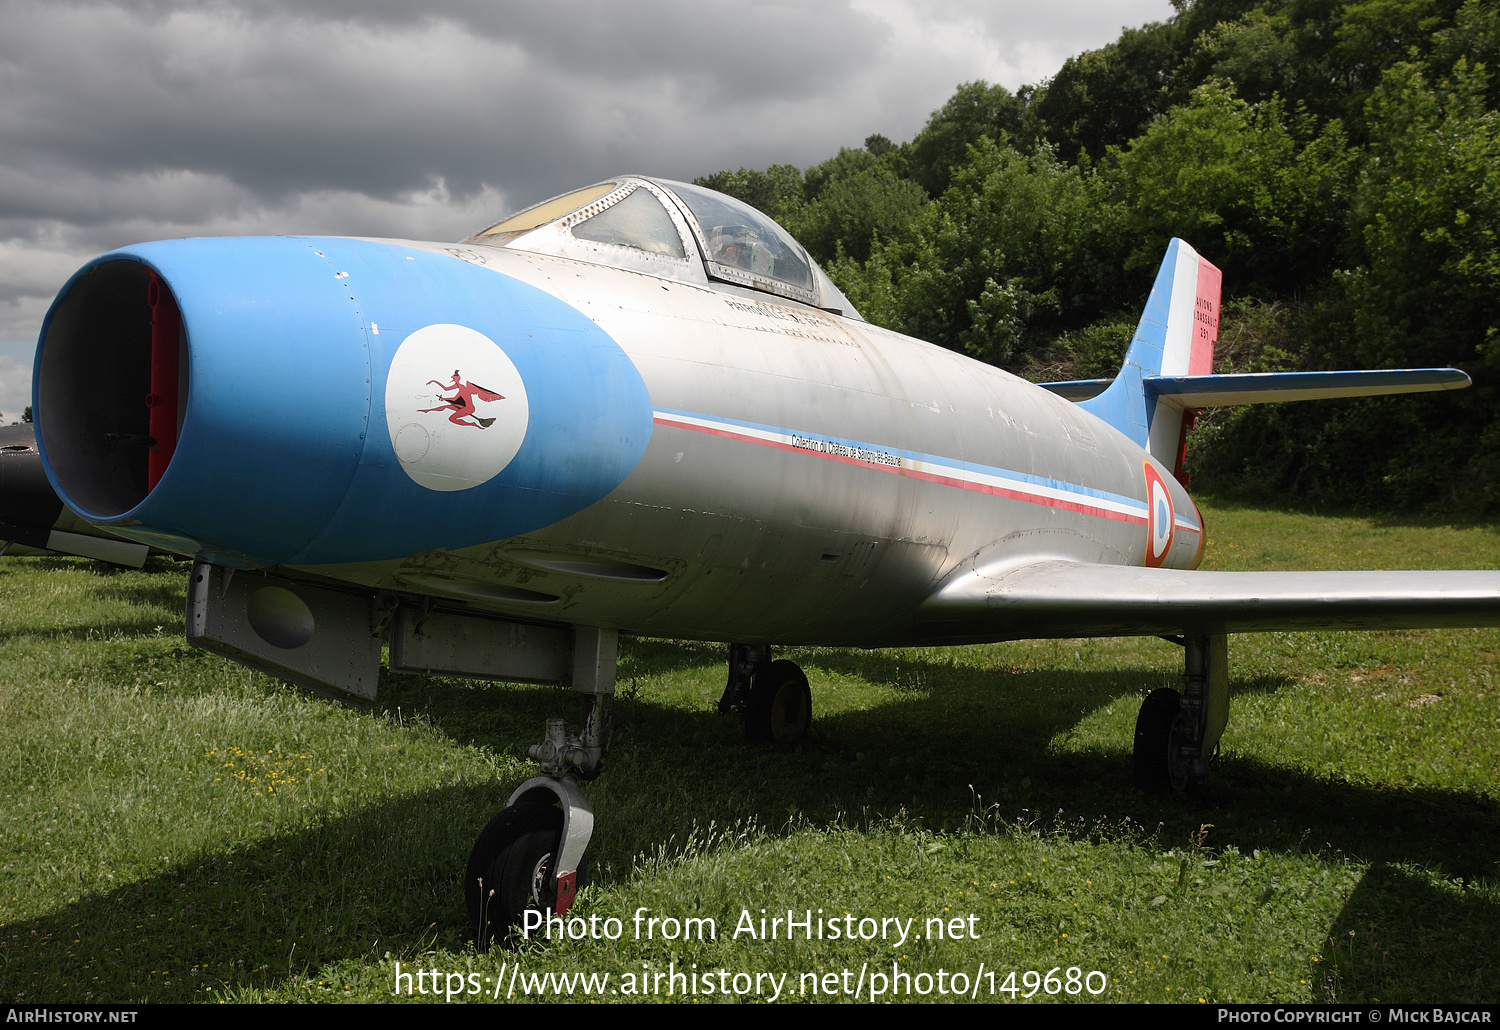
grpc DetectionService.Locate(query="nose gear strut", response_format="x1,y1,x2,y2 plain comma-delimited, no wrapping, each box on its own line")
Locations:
466,628,615,950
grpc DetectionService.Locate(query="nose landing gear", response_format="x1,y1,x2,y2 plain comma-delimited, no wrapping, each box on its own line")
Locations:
468,634,815,948
466,628,614,950
466,776,595,950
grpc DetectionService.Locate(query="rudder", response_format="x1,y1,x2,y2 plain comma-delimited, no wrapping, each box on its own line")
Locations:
1078,238,1222,482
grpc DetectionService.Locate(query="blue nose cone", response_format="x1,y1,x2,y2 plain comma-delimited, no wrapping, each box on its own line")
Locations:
35,236,653,566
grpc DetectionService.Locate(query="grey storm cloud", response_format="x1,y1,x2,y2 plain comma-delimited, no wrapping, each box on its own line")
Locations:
235,0,892,98
1,0,889,212
0,0,1174,388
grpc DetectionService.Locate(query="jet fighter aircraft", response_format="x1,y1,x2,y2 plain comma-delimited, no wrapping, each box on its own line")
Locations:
25,175,1500,947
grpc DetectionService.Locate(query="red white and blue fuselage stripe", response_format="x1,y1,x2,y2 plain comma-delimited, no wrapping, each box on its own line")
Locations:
654,407,1202,534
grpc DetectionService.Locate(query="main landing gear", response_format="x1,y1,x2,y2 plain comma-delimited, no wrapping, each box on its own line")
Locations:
1133,633,1228,794
717,643,812,743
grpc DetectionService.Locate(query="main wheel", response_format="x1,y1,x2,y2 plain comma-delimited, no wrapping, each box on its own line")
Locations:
1133,687,1181,794
466,802,569,951
744,659,812,743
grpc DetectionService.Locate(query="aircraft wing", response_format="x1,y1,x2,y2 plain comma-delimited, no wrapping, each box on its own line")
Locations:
916,559,1500,641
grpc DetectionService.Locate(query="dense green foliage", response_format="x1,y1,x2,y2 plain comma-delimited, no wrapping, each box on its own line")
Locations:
696,0,1500,514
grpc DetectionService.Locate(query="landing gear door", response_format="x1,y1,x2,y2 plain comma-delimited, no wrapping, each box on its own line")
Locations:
186,561,382,704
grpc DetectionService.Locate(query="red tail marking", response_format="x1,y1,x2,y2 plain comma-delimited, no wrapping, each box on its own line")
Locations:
1190,257,1221,376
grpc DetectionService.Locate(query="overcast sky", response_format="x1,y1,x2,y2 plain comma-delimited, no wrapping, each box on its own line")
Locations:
0,0,1174,420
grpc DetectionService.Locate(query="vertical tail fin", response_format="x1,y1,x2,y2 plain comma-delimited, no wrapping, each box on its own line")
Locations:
1079,238,1221,483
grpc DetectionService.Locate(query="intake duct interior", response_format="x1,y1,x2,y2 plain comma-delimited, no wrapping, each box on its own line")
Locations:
37,260,188,518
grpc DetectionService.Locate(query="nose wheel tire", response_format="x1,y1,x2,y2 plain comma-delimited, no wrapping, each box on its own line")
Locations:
1133,687,1182,794
467,802,583,951
745,659,812,743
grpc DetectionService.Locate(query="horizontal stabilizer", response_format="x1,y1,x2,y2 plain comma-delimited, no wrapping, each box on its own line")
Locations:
1145,368,1470,407
917,559,1500,642
1040,368,1470,408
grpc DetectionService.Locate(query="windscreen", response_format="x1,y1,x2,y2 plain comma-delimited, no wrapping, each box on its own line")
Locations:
662,180,814,296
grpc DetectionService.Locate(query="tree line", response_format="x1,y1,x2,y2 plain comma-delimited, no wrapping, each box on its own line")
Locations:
696,0,1500,515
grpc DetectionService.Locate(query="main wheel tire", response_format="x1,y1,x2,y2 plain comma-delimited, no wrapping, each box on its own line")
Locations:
745,659,812,743
1133,687,1181,794
466,802,571,951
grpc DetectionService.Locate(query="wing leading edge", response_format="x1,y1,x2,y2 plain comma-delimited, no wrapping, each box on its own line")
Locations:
915,560,1500,643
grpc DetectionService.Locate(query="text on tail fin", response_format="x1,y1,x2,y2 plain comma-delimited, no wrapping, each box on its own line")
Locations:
1077,239,1223,484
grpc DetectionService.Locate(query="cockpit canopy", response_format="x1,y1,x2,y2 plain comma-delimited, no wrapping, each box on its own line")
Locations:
462,176,861,319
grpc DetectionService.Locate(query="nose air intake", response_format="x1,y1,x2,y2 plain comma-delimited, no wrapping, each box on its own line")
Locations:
33,236,654,567
34,237,381,564
36,260,188,518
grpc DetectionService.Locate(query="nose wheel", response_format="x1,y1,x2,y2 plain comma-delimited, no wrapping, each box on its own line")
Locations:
467,802,561,950
466,775,595,951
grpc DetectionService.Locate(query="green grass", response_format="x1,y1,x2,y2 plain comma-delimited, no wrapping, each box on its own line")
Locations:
1,496,1497,1003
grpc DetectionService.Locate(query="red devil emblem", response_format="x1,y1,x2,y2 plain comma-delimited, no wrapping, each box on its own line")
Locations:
421,370,505,428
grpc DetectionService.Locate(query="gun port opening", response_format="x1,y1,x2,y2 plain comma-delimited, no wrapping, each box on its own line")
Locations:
36,260,189,518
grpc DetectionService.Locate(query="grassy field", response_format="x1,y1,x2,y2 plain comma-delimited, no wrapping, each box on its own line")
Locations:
1,497,1497,1004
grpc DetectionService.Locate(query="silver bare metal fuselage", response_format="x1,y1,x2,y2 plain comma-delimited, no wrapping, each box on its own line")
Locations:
299,243,1201,647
